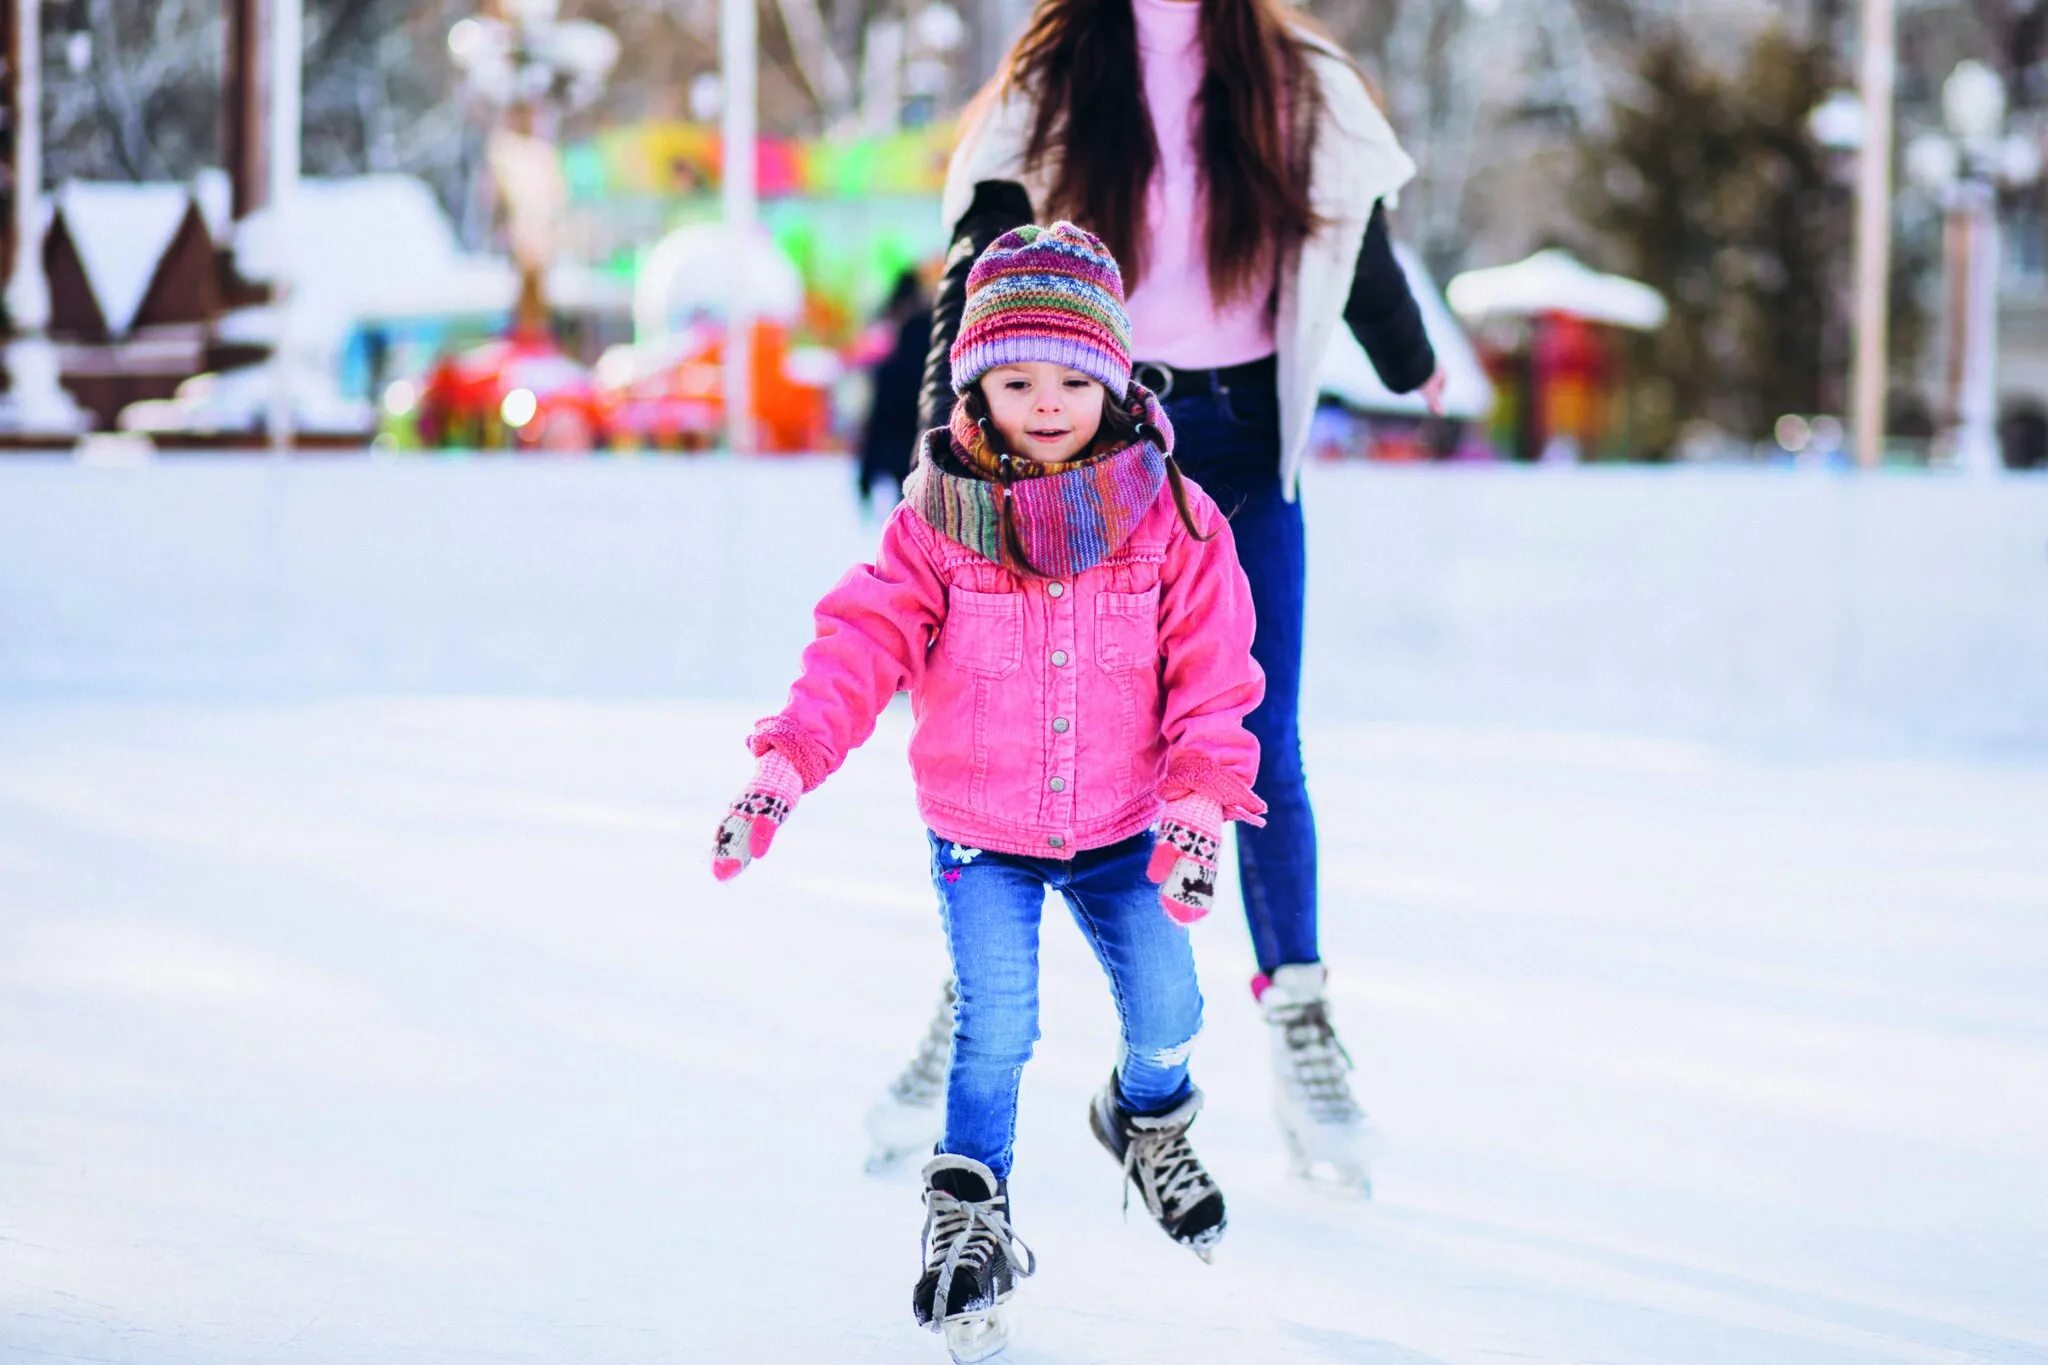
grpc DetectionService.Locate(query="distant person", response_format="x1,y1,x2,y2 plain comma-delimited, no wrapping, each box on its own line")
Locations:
865,0,1446,1197
712,224,1266,1355
856,270,932,511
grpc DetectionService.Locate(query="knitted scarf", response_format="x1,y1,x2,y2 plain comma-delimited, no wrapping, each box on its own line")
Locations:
903,383,1174,578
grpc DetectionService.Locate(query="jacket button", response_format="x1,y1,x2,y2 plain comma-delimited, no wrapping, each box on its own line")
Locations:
1051,717,1069,733
1046,581,1065,598
1048,835,1064,848
1049,777,1066,792
1050,649,1068,666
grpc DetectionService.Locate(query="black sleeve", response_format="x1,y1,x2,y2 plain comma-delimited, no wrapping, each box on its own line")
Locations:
1343,200,1437,395
919,180,1036,433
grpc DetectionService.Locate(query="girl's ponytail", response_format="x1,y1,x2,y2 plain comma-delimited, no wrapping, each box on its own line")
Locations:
1128,415,1215,545
1164,454,1216,544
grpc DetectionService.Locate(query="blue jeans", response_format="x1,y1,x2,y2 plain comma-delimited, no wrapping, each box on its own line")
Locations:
931,830,1203,1181
1162,370,1319,975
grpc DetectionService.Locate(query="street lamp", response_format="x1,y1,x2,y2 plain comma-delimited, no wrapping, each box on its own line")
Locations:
1906,60,2043,473
0,0,89,440
449,1,618,335
1808,89,1863,422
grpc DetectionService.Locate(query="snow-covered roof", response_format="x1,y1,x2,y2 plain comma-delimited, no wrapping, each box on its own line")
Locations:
1447,249,1669,331
53,182,199,336
191,168,233,241
1318,243,1494,420
231,175,621,351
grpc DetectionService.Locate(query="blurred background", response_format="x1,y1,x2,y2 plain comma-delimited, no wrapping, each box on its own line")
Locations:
3,5,2047,1364
0,0,2044,468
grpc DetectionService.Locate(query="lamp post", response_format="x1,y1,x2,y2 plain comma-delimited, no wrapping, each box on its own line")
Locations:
1808,88,1863,423
1,0,88,440
449,1,618,336
1848,0,1894,470
720,0,756,455
1908,60,2042,473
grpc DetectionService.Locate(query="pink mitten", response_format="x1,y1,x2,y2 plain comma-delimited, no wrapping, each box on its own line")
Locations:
711,750,803,881
1145,794,1223,924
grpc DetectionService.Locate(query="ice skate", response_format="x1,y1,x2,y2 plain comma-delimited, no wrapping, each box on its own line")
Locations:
1087,1074,1226,1261
1259,964,1376,1194
866,980,955,1173
913,1154,1035,1363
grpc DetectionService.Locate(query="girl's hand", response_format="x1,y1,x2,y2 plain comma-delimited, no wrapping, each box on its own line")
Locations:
712,751,803,880
1146,794,1224,924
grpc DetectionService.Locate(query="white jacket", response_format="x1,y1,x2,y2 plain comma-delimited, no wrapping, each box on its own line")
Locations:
939,33,1417,501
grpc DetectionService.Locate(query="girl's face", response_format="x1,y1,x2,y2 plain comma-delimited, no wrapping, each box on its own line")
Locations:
981,363,1106,465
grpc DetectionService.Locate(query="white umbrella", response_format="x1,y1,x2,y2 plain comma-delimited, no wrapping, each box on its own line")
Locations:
633,222,805,342
1446,249,1668,331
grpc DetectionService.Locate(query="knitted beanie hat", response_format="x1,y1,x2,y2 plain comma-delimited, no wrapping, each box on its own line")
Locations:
949,222,1133,400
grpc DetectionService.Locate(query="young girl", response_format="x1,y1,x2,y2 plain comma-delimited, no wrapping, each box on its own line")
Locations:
711,223,1266,1360
872,0,1447,1195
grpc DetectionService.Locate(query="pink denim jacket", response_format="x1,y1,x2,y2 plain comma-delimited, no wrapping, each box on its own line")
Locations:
747,478,1267,859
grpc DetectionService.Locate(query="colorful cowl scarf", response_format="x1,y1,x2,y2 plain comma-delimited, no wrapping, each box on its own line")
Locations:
903,382,1175,578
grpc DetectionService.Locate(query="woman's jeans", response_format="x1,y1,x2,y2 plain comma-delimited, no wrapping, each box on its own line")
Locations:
932,830,1202,1181
1163,369,1320,976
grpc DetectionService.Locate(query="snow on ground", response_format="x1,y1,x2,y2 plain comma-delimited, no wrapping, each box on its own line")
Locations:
4,695,2046,1364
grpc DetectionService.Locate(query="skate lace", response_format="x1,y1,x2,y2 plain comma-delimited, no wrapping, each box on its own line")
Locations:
1122,1126,1217,1224
1275,1001,1362,1124
890,983,956,1108
922,1186,1036,1324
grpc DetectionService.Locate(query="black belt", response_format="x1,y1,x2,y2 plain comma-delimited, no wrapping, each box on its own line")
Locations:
1131,354,1276,402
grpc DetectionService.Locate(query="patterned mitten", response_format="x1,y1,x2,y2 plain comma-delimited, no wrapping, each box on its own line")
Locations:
711,751,803,881
1146,794,1223,925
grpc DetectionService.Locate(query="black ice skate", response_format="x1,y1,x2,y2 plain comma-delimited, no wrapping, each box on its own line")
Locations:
914,1154,1036,1363
1087,1074,1227,1261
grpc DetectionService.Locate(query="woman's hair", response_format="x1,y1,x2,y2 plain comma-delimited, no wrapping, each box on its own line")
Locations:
965,381,1214,578
997,0,1325,305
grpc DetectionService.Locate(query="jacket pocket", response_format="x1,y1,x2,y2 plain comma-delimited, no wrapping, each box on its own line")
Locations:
1094,587,1160,672
941,587,1023,678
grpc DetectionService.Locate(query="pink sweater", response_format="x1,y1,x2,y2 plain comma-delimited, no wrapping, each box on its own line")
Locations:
1122,0,1276,369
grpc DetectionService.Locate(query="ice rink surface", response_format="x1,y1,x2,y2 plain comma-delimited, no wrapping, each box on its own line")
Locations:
5,695,2045,1364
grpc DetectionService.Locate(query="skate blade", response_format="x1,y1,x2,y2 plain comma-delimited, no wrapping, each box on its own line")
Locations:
864,1142,925,1176
1288,1148,1373,1195
942,1306,1012,1363
1282,1124,1376,1196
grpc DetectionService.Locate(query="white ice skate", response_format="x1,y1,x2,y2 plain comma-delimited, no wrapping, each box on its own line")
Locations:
866,980,955,1173
1260,964,1377,1194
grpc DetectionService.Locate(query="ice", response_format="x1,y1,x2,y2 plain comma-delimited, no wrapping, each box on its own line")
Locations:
1,458,2045,1363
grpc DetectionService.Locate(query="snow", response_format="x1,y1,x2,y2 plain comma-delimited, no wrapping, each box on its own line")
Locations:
53,181,197,336
1447,249,1670,331
1,458,2045,1363
3,459,2043,750
228,176,625,358
1318,245,1494,420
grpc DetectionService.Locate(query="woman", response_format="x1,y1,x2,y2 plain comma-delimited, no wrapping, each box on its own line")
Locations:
864,0,1443,1193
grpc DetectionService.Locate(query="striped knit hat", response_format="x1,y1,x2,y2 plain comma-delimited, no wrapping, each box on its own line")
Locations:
949,222,1132,400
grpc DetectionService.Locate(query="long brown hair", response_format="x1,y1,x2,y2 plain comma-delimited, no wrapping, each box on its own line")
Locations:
999,0,1324,304
964,383,1213,579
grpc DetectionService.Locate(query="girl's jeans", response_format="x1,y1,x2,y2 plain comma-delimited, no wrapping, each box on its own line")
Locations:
932,830,1202,1181
1164,369,1319,975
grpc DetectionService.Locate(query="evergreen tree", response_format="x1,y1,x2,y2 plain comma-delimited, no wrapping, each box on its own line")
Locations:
1581,26,1924,453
